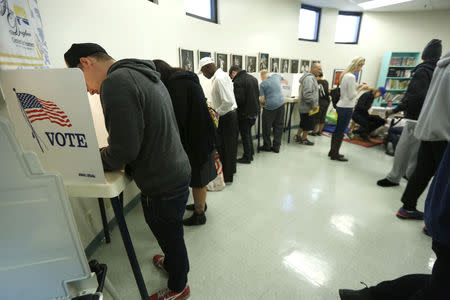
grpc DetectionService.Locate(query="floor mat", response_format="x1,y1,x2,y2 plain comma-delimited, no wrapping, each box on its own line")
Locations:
321,131,384,148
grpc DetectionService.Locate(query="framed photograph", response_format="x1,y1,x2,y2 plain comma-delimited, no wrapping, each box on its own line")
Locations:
300,59,311,73
280,58,290,73
179,48,195,72
332,69,345,88
215,53,228,72
198,50,212,65
246,55,257,73
270,57,280,72
290,59,299,73
230,54,243,69
258,53,269,71
355,70,363,83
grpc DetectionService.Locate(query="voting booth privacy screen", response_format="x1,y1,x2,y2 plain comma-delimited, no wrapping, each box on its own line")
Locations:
0,68,106,184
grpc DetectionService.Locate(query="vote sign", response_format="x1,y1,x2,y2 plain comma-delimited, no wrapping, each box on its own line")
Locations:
0,68,106,184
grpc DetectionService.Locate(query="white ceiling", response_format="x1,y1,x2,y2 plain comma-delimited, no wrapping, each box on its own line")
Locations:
301,0,450,12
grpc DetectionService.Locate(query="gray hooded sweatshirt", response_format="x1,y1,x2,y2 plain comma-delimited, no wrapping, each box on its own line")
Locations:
100,59,191,197
298,73,319,113
415,51,450,142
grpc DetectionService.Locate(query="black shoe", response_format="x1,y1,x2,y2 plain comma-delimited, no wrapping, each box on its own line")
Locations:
183,212,206,226
403,175,409,181
339,288,371,300
271,147,280,153
385,151,395,156
259,146,272,152
300,139,314,146
237,157,251,164
186,203,207,212
331,155,348,162
377,178,399,187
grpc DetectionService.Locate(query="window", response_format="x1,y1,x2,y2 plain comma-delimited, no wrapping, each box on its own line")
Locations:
335,11,362,44
298,5,321,42
185,0,218,23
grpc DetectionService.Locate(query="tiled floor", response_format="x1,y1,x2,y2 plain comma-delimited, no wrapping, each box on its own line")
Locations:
93,133,434,300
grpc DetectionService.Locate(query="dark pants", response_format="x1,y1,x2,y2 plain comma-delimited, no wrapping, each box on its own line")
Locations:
238,117,256,161
388,126,403,153
217,110,238,183
335,107,353,135
262,105,285,151
364,240,450,300
141,187,190,292
352,111,385,135
401,141,448,210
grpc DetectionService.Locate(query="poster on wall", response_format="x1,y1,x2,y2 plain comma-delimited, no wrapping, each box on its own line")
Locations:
332,69,344,87
258,53,269,71
0,0,50,69
0,68,106,184
179,48,194,72
198,50,211,65
246,55,257,72
231,54,243,69
280,58,289,73
300,60,310,73
290,59,299,73
216,52,228,72
270,57,280,72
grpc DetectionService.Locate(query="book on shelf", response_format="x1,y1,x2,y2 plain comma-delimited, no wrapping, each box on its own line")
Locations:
382,92,405,104
385,79,410,90
389,56,417,66
387,68,413,77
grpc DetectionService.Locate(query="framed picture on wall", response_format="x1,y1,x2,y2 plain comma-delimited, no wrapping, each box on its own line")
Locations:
290,59,299,73
231,54,243,69
179,48,195,72
300,59,310,73
198,50,212,65
246,55,257,73
216,53,228,72
355,70,363,83
280,58,290,73
270,57,280,72
258,53,269,71
332,69,345,88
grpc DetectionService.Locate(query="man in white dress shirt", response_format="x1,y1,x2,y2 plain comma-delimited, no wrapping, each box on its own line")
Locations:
200,57,238,184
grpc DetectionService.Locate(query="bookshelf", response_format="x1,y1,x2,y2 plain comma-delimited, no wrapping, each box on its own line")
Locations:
374,51,421,107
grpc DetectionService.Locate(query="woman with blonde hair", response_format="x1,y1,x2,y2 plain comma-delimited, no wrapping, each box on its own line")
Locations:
329,57,369,161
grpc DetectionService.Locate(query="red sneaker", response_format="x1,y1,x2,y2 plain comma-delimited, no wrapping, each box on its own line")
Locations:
153,254,166,272
149,286,190,300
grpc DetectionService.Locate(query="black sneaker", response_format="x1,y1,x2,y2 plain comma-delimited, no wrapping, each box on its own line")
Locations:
259,146,272,152
377,178,399,187
300,139,314,146
271,147,280,153
186,203,207,212
183,212,206,226
237,157,251,164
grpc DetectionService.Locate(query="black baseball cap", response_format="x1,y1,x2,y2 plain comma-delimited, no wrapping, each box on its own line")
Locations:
64,43,108,68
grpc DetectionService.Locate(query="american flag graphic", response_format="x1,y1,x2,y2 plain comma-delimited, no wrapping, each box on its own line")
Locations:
16,92,72,127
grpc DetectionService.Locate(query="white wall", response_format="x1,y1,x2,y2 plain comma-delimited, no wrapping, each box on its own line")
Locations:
37,0,450,248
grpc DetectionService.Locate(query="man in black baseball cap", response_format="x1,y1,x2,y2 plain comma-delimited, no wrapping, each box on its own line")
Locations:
65,43,192,300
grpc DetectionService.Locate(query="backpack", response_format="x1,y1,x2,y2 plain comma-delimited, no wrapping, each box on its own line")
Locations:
330,86,341,109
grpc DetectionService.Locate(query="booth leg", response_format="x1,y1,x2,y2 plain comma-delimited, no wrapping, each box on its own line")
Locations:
97,198,110,244
110,196,149,300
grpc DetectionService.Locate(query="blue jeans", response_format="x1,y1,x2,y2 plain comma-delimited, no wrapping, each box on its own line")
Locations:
141,185,190,292
335,107,354,135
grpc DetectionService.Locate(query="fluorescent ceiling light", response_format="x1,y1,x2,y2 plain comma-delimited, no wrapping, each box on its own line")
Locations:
358,0,414,10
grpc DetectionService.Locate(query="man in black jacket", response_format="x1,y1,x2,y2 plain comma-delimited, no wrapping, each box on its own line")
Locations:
377,39,441,193
229,66,260,164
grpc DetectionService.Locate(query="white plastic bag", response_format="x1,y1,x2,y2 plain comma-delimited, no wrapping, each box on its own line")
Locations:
207,152,225,191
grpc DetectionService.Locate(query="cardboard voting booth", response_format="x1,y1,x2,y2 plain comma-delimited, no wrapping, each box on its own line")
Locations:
0,68,106,184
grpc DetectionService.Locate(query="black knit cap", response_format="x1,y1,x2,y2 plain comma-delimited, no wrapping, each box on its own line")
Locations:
64,43,108,68
422,39,442,61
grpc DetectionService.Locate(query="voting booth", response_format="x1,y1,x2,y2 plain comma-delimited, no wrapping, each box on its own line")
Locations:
0,69,148,299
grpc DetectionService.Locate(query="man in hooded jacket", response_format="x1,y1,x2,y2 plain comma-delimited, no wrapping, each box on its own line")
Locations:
377,39,442,191
64,43,191,300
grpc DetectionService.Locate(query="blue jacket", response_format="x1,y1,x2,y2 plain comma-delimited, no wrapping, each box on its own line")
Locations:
425,143,450,247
